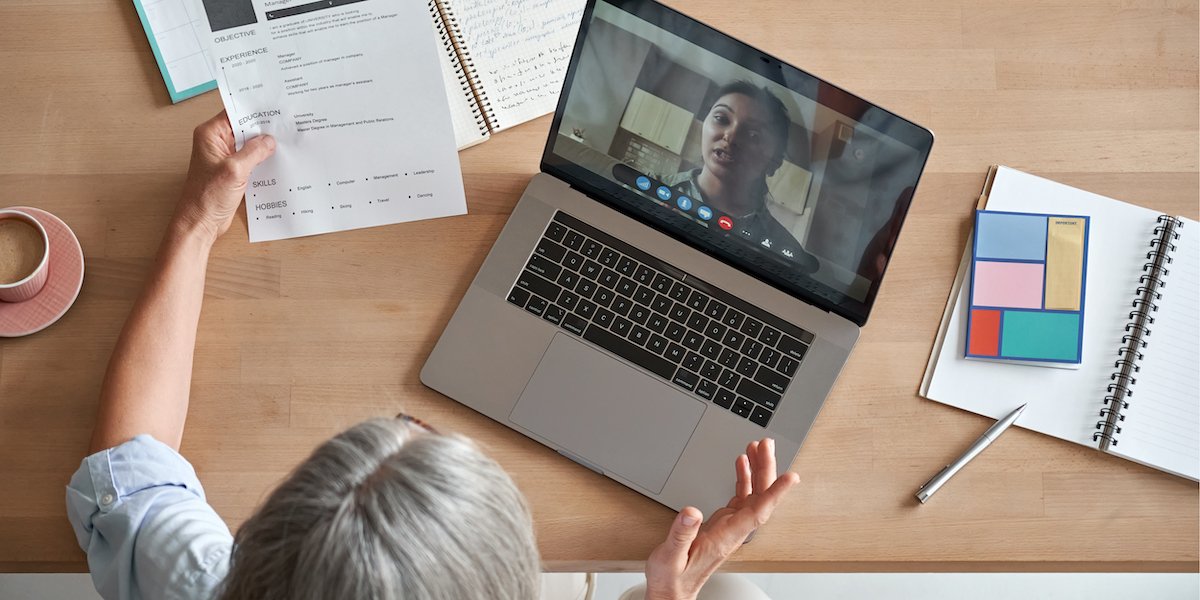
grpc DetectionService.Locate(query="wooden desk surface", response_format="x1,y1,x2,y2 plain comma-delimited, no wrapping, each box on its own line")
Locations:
1,0,1196,573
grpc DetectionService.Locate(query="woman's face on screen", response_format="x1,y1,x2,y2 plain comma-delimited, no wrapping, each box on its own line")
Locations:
700,93,781,189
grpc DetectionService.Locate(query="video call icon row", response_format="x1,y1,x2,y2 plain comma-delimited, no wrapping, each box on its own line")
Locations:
614,163,732,231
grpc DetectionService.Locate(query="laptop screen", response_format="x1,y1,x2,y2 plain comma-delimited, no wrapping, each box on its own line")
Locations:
542,0,934,325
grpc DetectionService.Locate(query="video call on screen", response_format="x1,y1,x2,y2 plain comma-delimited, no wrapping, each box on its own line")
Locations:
553,1,926,304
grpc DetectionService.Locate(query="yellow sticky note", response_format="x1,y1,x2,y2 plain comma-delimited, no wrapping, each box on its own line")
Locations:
1045,217,1086,310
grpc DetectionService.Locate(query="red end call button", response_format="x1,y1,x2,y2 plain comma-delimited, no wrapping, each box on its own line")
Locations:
717,215,733,231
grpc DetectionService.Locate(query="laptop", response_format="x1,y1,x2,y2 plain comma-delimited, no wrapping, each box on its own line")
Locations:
422,0,933,516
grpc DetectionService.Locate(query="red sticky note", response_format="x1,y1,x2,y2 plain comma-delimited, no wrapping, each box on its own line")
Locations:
968,309,1001,356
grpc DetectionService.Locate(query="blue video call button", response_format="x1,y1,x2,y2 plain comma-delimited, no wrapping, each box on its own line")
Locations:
657,186,673,201
697,206,713,221
676,195,693,211
636,176,652,191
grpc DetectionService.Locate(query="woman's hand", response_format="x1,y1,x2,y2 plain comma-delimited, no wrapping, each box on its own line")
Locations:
173,111,275,243
643,438,799,600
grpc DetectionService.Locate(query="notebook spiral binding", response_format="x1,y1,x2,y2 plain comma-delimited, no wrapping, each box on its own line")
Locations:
428,0,489,135
428,0,496,134
1095,214,1184,451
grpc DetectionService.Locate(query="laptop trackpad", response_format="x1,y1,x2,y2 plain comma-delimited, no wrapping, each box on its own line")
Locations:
510,334,706,494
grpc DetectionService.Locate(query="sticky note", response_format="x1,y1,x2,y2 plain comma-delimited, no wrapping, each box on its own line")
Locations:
1044,217,1086,310
972,261,1044,309
967,309,1001,356
1000,311,1082,362
975,212,1047,261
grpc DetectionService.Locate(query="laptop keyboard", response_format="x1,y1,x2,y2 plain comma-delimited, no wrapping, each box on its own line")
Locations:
505,211,814,428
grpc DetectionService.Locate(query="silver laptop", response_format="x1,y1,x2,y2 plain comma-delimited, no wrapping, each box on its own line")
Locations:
422,0,933,516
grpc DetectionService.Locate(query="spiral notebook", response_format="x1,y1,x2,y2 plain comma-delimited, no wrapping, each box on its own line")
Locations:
430,0,587,149
921,166,1199,481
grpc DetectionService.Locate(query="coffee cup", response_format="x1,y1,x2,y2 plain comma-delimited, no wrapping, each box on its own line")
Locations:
0,209,50,302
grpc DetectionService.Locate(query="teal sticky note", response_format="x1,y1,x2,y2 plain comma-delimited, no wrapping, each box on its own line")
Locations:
976,212,1047,261
1000,311,1081,362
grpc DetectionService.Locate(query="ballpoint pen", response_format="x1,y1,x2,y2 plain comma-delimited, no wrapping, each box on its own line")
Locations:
916,403,1028,504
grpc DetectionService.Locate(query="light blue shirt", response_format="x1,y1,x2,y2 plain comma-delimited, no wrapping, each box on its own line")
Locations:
65,435,233,600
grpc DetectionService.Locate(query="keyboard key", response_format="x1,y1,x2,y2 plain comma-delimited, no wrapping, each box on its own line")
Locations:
633,265,654,284
584,324,675,380
686,312,709,332
682,330,704,351
581,239,601,259
634,286,655,306
651,295,673,314
717,348,739,368
737,378,781,410
526,254,562,280
542,304,566,325
741,318,764,338
754,365,790,395
669,302,690,322
611,297,633,316
563,251,584,271
717,369,740,389
736,356,757,376
672,368,699,391
704,300,726,320
741,339,764,361
576,280,597,299
732,398,754,418
557,270,579,290
594,307,615,328
700,360,721,380
516,271,562,303
759,347,781,369
535,239,567,263
525,296,548,317
777,356,799,376
629,305,651,325
593,287,615,308
696,379,718,400
599,269,620,288
545,221,567,242
616,256,637,276
759,325,781,346
650,273,672,293
581,260,602,279
705,321,727,341
507,286,530,308
700,339,721,360
616,277,637,296
682,352,704,372
669,281,690,301
723,330,744,349
576,299,597,320
563,231,585,251
664,343,686,364
556,290,579,311
611,316,632,336
687,290,709,311
777,335,809,361
647,314,668,334
721,309,745,329
598,248,619,267
749,406,773,427
561,313,587,335
665,321,686,342
714,388,736,409
647,334,669,354
629,325,651,346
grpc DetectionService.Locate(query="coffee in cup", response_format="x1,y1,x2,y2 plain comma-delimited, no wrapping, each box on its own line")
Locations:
0,210,50,302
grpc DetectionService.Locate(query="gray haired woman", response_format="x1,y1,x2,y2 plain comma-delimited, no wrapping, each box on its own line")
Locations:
67,113,798,600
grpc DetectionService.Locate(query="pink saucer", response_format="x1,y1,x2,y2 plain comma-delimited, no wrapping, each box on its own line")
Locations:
0,207,84,337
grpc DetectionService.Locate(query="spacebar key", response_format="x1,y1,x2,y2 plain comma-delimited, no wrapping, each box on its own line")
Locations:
583,325,676,380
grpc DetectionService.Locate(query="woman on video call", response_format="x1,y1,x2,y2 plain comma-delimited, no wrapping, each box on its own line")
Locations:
664,80,818,272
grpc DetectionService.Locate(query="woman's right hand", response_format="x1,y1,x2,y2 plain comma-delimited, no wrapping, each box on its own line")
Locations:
643,438,798,600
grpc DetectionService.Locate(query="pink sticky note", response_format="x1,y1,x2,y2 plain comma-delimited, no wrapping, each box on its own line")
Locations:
972,261,1044,309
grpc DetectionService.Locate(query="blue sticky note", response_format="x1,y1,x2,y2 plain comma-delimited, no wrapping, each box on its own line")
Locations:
976,212,1047,261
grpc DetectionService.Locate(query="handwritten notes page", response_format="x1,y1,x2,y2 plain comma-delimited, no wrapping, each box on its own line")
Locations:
450,0,585,131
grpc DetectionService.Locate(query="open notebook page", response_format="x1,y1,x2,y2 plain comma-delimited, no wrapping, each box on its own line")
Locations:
925,167,1163,448
450,0,586,131
1109,218,1200,480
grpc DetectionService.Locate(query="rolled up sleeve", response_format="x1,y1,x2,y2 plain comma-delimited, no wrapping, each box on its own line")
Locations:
66,435,232,600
